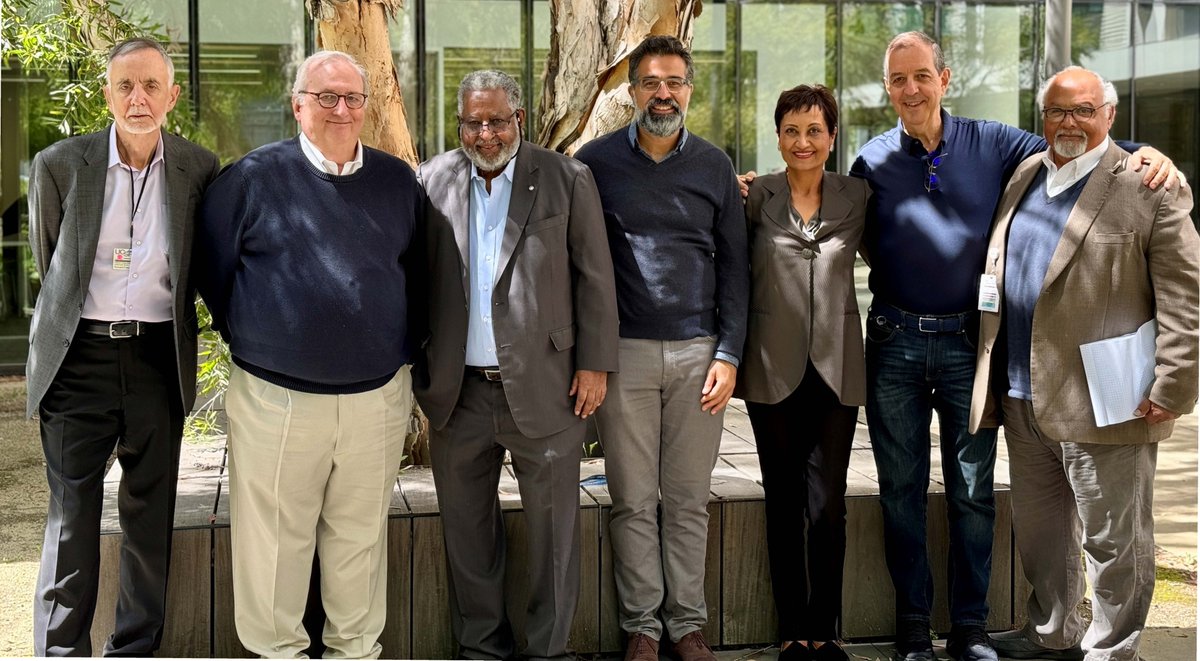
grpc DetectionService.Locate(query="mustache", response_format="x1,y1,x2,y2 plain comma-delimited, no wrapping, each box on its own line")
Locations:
646,98,682,113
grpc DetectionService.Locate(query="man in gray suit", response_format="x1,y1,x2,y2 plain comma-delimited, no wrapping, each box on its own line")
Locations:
969,66,1197,661
415,69,619,661
26,37,220,656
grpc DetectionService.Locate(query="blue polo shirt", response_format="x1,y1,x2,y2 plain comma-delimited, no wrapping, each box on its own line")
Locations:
851,110,1045,314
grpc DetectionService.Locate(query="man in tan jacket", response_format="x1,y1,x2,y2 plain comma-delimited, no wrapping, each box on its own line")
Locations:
968,66,1197,661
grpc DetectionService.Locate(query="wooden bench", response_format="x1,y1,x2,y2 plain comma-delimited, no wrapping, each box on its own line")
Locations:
90,401,1021,657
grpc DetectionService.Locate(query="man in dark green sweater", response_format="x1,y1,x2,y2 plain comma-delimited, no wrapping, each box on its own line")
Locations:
575,35,748,661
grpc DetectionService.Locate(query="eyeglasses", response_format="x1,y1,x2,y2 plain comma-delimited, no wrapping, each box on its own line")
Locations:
635,77,691,94
301,91,368,109
459,111,519,136
924,151,947,193
1041,103,1108,122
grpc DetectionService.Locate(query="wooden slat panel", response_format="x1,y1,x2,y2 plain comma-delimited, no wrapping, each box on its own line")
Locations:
842,494,897,639
212,477,254,658
719,499,776,645
379,509,412,659
411,515,455,659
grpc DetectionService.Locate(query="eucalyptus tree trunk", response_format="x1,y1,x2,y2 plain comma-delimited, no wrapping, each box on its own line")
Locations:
307,0,420,167
536,0,701,154
308,0,428,464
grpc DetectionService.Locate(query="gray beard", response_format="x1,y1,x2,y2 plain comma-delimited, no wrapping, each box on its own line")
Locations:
635,102,685,138
463,137,520,173
1052,132,1088,160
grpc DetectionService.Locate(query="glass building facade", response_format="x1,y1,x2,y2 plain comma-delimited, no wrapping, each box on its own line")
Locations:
2,0,1198,371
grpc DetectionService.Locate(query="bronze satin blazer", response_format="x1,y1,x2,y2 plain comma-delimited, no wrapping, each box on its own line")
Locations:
735,171,872,406
969,143,1198,443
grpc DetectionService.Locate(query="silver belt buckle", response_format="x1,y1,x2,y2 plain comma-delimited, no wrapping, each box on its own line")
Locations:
108,321,141,339
481,368,502,382
917,316,940,333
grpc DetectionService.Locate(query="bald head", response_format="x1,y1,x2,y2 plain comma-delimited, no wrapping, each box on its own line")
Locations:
1039,67,1116,166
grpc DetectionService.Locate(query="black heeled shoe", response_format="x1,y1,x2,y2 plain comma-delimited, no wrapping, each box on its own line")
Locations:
810,641,850,661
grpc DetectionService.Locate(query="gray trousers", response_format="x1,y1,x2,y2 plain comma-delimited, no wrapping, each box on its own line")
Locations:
596,337,724,642
431,374,584,661
1002,396,1158,661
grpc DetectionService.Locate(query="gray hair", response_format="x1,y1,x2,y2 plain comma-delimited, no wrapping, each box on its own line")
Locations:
457,70,522,117
1036,65,1119,110
107,37,175,86
883,31,945,79
292,50,369,101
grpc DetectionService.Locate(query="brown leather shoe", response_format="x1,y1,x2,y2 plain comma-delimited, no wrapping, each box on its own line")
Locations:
624,632,660,661
673,631,716,661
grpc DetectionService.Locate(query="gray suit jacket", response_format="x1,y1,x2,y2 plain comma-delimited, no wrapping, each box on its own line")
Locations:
969,142,1198,443
415,141,619,438
735,171,872,406
26,127,221,418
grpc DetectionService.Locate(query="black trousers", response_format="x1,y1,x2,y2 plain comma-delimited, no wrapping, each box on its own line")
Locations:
33,325,183,657
745,363,858,642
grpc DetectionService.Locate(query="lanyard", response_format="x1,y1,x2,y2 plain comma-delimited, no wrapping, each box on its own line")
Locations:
127,146,155,243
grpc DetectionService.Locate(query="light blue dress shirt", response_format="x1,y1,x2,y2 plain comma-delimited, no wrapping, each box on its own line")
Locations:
465,155,518,366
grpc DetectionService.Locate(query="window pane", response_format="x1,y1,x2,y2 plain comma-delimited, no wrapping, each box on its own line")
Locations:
840,2,934,172
388,2,421,156
686,0,733,158
941,3,1038,133
197,0,306,162
1134,2,1199,186
740,2,837,174
425,0,522,157
1073,2,1134,140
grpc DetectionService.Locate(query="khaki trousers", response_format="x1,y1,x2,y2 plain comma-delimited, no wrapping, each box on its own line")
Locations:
1002,396,1157,661
596,337,725,642
227,365,413,659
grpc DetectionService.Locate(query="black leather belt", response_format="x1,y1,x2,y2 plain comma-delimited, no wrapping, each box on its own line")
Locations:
467,366,503,382
870,302,972,334
79,319,168,339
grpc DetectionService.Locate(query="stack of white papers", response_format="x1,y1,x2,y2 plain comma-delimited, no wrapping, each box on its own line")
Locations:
1079,320,1157,427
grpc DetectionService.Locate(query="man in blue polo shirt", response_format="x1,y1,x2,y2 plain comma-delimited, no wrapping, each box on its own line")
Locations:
850,31,1177,661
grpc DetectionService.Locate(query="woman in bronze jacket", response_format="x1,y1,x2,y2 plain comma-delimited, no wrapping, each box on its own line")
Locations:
735,85,871,661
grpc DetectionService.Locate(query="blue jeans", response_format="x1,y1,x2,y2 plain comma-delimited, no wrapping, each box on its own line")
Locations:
865,308,996,627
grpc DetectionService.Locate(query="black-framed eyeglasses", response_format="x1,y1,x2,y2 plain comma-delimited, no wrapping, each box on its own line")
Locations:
924,151,947,193
1041,103,1108,123
458,110,519,136
635,77,691,94
301,91,368,109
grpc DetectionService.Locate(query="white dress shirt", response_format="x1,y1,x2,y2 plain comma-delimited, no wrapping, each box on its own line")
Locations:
1041,137,1110,198
299,132,364,176
82,126,171,322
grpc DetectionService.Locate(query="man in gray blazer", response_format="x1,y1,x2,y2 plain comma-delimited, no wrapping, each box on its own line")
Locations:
969,66,1197,661
26,37,220,656
415,69,619,661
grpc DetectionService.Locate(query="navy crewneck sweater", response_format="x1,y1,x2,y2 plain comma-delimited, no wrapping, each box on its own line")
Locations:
575,127,749,362
197,137,421,394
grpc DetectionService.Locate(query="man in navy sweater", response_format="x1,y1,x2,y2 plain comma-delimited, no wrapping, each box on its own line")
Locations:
575,35,748,661
195,50,421,658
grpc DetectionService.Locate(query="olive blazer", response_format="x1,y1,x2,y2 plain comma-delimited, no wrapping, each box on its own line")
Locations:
968,142,1198,443
735,170,872,406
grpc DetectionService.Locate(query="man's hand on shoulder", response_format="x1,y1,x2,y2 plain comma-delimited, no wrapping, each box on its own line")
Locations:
737,171,758,200
700,359,736,414
570,369,608,419
1134,398,1180,426
1128,146,1180,191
